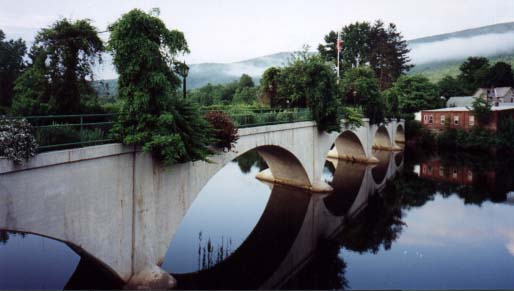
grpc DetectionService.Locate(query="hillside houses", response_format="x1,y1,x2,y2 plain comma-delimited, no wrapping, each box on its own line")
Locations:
446,87,514,107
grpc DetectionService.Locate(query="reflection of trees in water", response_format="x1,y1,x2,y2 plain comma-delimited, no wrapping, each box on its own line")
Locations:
406,145,514,206
234,150,268,173
197,232,233,271
0,230,26,245
283,239,348,290
339,190,405,254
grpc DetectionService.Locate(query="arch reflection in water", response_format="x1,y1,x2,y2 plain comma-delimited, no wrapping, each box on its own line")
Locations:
0,230,122,290
167,149,403,290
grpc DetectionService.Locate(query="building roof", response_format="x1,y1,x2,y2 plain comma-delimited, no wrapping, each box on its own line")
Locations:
447,96,474,107
474,87,513,98
423,104,514,112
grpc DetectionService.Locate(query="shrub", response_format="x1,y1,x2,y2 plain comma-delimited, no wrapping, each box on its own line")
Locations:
0,117,38,163
405,120,435,147
204,111,239,152
37,125,80,148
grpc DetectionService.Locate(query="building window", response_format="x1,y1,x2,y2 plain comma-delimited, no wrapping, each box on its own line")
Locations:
439,166,444,177
454,115,459,126
428,115,433,124
467,170,473,182
452,169,458,179
469,116,475,127
440,115,446,125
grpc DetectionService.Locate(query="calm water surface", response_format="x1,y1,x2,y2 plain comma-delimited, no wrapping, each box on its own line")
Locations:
1,149,514,289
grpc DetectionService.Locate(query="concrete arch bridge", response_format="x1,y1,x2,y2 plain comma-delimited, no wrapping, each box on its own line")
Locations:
0,118,404,288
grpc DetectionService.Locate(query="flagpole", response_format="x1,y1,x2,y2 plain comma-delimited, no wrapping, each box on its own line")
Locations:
337,31,341,84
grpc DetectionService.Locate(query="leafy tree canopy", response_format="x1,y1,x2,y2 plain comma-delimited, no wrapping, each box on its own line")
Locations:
469,96,492,127
387,75,442,118
482,61,514,88
11,19,104,115
318,20,412,90
340,66,384,124
0,30,26,112
458,56,490,94
437,75,467,98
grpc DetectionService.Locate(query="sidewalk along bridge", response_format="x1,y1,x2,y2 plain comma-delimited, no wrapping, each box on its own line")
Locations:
0,113,405,289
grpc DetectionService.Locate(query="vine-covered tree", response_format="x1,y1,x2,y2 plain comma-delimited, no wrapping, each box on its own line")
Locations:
108,9,213,164
11,19,104,115
0,30,26,112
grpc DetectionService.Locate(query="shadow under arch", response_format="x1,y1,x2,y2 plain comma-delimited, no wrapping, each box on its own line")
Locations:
372,150,392,185
395,124,405,145
0,229,123,290
395,152,404,167
173,184,312,290
253,146,312,189
373,125,392,150
328,130,368,163
323,159,368,216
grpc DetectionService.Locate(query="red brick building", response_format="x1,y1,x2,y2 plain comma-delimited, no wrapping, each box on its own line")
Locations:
420,105,514,132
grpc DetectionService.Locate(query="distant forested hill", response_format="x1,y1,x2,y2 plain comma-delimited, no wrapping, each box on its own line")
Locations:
94,22,514,98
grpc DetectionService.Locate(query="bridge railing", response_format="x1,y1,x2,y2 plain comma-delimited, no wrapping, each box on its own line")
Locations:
8,108,312,152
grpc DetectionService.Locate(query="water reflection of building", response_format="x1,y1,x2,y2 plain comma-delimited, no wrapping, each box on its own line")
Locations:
420,160,478,185
418,158,514,204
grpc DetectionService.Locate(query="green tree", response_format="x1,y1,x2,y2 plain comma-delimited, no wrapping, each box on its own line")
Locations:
260,67,282,107
11,19,104,115
238,74,255,88
11,47,51,115
318,20,411,89
0,30,26,112
482,61,514,88
277,50,341,132
233,86,257,104
458,57,490,94
437,75,466,98
388,75,441,118
108,9,213,164
340,66,384,124
469,96,492,127
369,21,412,90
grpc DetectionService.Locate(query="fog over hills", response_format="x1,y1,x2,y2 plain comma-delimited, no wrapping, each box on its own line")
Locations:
96,21,514,95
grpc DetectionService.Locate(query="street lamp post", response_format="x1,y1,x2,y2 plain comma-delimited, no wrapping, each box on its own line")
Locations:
173,61,189,99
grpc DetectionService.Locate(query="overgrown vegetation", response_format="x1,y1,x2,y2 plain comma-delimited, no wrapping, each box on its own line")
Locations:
108,9,214,164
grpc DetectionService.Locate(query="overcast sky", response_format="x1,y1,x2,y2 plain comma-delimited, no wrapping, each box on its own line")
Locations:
1,0,513,64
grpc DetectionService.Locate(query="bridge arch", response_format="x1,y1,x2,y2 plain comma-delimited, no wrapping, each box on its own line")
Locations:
252,146,311,189
373,126,392,150
327,131,368,163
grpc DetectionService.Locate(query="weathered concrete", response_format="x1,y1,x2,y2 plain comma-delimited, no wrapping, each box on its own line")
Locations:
0,118,404,288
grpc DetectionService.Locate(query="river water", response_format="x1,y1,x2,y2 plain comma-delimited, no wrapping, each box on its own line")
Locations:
1,148,514,289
